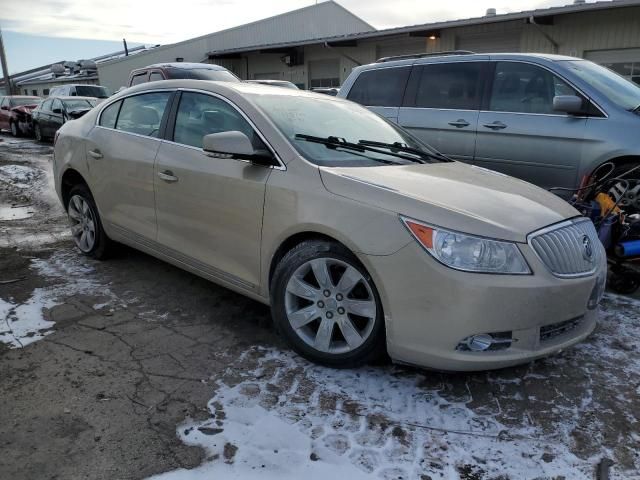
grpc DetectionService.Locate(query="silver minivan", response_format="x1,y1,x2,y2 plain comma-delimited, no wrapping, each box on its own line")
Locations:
339,52,640,193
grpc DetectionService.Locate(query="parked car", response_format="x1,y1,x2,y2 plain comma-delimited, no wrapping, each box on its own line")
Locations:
32,96,97,141
312,87,339,96
49,84,110,99
246,80,299,89
53,80,606,371
339,52,640,194
127,62,240,87
0,95,41,136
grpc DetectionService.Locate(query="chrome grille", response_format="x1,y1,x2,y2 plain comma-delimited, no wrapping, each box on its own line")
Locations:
540,316,583,343
529,219,601,278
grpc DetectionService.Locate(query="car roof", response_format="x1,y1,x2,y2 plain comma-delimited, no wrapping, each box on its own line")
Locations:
143,62,228,71
5,95,40,99
52,84,107,88
49,96,97,101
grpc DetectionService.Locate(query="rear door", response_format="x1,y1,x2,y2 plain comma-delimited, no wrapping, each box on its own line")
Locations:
85,91,173,241
474,61,587,190
49,99,65,136
345,66,411,122
154,90,272,290
398,61,487,162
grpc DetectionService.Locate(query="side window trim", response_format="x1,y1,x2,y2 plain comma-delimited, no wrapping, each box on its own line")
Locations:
165,88,285,169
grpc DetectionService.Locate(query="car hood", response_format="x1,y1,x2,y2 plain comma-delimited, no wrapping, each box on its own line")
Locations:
11,105,37,114
319,162,579,243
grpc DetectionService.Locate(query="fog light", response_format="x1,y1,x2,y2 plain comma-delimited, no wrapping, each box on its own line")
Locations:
457,332,513,352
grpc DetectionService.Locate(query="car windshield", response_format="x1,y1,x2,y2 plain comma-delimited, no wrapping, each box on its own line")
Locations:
11,97,40,107
75,86,110,98
563,60,640,110
63,99,94,111
165,68,240,82
252,93,443,167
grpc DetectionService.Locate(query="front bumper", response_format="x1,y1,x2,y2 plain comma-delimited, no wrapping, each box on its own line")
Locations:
362,241,604,371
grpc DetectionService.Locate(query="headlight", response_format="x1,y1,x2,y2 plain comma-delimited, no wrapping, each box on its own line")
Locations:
401,217,531,274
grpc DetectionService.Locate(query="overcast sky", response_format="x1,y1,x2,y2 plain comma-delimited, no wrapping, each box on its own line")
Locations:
1,0,604,74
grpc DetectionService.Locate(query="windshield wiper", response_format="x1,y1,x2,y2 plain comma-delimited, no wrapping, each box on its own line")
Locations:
358,139,452,163
294,134,426,164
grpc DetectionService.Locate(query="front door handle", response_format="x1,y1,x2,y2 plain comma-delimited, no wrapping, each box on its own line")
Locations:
482,121,507,130
88,149,103,159
158,170,179,183
448,119,470,128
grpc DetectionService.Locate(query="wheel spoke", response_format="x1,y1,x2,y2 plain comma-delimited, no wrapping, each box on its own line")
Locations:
87,220,95,232
70,224,82,236
337,317,363,349
286,275,320,301
336,266,361,294
81,199,89,215
289,305,320,329
344,299,375,318
80,231,89,251
314,318,333,352
72,196,83,214
310,259,332,289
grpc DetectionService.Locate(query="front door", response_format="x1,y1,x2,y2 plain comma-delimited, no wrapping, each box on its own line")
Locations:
398,61,487,162
154,91,271,290
474,61,587,190
85,91,173,241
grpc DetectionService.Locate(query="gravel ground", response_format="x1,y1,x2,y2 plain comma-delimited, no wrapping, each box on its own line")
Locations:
0,133,638,480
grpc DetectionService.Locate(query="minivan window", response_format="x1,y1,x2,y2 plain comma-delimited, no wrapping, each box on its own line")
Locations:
149,72,164,82
173,92,261,149
115,92,171,137
347,67,410,107
164,68,240,82
130,74,147,86
99,100,121,128
413,63,483,110
75,86,110,98
563,60,640,111
489,62,577,114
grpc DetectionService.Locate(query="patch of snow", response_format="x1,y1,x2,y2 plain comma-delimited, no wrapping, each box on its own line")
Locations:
0,164,37,189
151,294,640,480
0,205,34,220
0,290,56,347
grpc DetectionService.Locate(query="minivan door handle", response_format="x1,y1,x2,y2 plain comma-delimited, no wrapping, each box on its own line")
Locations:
88,149,103,159
448,119,470,128
483,121,507,130
158,170,179,183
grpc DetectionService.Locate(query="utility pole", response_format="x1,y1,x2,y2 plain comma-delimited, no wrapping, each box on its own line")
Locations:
0,25,11,94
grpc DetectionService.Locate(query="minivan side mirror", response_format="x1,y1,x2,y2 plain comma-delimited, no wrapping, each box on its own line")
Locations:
553,95,584,115
203,131,276,167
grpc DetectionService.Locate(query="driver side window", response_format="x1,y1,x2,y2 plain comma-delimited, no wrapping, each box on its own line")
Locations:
173,91,266,151
489,62,578,114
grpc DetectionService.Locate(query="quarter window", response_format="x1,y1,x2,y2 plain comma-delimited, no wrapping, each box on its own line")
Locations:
414,63,483,110
149,72,164,82
115,92,171,137
99,101,121,128
489,62,578,114
347,67,410,107
130,73,148,86
173,92,265,150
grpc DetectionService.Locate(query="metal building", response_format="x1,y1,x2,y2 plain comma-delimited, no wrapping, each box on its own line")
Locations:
96,1,374,91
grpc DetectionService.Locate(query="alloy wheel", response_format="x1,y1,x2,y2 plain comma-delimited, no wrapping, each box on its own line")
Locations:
284,257,377,354
68,195,96,253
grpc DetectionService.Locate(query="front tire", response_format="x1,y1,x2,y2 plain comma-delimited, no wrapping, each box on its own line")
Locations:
67,185,112,259
270,240,386,368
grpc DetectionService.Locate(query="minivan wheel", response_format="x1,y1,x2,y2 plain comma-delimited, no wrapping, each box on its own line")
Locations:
271,240,386,368
10,122,20,137
34,124,43,142
67,185,112,259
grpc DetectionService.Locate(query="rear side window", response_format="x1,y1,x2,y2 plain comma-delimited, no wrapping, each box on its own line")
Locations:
130,73,148,86
40,99,53,111
413,62,483,110
347,67,410,107
99,101,121,128
149,72,164,82
115,92,172,137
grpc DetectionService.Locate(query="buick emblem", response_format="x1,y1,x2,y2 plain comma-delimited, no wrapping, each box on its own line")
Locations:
582,235,593,261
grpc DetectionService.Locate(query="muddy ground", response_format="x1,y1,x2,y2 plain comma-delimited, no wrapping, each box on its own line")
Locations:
0,133,638,480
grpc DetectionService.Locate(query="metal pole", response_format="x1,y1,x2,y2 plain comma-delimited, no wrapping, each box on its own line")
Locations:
0,25,11,94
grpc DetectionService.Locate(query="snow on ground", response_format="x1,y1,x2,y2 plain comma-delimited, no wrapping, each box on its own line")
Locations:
0,250,114,348
0,164,38,189
151,294,640,480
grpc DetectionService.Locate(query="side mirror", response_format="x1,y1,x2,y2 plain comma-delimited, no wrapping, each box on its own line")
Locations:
203,131,276,166
553,95,584,115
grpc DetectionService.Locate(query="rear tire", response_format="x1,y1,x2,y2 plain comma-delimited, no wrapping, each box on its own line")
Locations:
10,121,21,137
67,184,112,260
270,240,386,368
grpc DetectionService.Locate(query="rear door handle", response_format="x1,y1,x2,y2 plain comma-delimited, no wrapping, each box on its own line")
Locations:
88,149,103,159
448,119,470,128
158,170,179,183
482,121,507,130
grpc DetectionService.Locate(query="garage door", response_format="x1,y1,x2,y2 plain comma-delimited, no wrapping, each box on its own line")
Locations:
456,31,521,53
308,59,340,88
585,48,640,85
